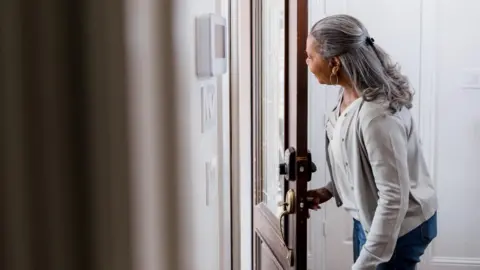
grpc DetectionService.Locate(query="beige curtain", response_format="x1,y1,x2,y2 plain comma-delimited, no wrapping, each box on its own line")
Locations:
0,0,178,269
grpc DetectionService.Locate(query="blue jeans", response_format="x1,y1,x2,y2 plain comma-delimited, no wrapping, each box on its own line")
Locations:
353,213,437,270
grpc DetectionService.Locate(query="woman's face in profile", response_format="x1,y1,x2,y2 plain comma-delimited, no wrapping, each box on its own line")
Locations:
305,35,332,85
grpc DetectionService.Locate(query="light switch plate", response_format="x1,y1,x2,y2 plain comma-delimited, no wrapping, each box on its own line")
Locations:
205,157,218,206
201,83,217,133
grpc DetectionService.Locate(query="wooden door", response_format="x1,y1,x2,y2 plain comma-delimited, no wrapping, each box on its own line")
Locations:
251,0,310,269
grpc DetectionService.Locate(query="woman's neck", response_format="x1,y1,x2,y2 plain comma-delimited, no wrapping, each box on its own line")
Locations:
342,87,359,105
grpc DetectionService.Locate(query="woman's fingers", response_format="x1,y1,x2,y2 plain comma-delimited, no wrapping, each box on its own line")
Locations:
307,205,321,219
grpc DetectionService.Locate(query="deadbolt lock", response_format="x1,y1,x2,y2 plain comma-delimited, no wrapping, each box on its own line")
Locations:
279,147,297,181
279,147,318,182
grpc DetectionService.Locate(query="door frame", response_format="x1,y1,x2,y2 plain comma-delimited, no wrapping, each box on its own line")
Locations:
230,0,253,269
249,0,310,268
286,0,310,268
250,0,291,268
231,0,310,268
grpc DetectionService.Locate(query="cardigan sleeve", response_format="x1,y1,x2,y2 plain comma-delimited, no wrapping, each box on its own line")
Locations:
352,114,410,270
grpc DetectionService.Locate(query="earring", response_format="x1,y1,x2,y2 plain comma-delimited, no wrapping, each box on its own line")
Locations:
332,66,339,74
330,66,339,85
329,72,339,85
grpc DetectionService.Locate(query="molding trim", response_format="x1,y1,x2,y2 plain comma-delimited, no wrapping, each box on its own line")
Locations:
229,0,241,268
219,1,232,270
418,1,438,269
430,257,480,266
418,0,437,176
307,2,327,270
230,0,252,269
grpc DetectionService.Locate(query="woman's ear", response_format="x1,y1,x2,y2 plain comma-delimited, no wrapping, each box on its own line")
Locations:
332,57,341,68
330,57,341,75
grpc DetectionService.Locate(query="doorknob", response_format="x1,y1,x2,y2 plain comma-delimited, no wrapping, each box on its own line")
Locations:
278,190,295,241
278,189,295,267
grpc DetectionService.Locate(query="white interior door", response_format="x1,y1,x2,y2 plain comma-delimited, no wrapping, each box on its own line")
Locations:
427,1,480,269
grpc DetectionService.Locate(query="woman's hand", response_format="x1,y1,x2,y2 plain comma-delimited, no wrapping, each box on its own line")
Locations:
307,187,333,210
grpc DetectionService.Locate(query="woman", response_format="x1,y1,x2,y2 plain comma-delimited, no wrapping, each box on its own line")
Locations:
306,14,438,270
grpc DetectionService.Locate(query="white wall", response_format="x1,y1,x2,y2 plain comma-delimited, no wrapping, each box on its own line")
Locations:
309,0,480,269
431,0,480,268
125,0,231,268
171,0,232,269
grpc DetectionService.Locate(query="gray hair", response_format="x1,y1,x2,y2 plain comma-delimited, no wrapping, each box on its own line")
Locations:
310,14,413,112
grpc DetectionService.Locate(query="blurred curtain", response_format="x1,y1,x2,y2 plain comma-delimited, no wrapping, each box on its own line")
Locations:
0,0,133,269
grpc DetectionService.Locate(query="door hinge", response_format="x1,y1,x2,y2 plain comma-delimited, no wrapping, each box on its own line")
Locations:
323,221,327,237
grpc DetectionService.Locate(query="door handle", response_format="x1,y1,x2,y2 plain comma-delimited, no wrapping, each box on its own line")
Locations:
280,193,317,214
278,189,295,214
278,189,295,242
278,189,295,266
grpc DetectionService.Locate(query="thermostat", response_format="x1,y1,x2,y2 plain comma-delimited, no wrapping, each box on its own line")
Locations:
196,14,227,78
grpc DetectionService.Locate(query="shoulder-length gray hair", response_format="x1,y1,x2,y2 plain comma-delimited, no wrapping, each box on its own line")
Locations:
310,14,413,112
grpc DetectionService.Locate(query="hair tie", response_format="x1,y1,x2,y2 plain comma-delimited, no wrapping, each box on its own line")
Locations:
366,36,375,46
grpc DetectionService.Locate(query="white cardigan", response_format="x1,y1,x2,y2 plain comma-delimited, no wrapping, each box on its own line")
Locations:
324,97,438,270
